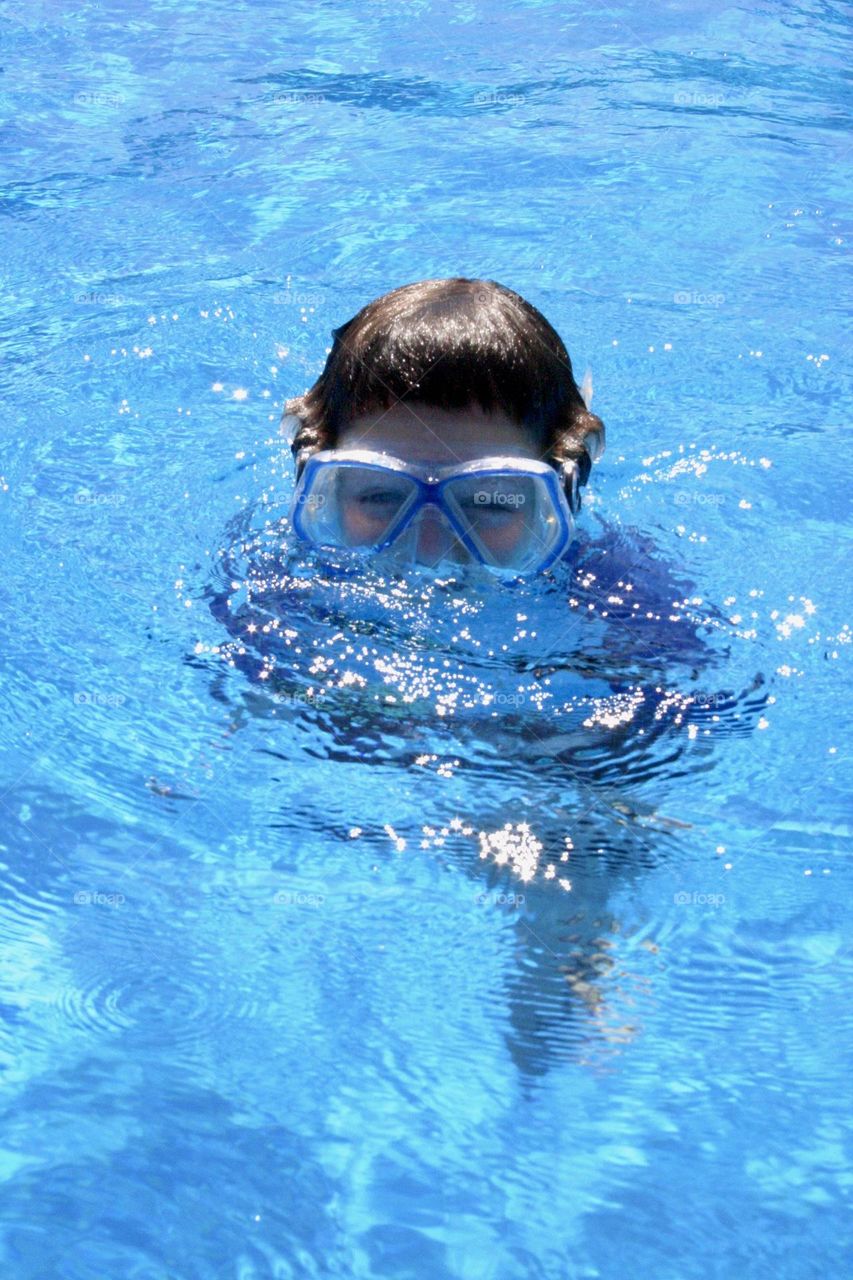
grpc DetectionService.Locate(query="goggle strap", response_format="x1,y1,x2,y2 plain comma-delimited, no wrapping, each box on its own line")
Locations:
294,446,314,476
560,460,581,514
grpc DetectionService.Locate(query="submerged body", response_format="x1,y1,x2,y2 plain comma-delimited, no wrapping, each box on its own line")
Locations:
207,498,764,778
201,510,766,1075
200,278,767,1072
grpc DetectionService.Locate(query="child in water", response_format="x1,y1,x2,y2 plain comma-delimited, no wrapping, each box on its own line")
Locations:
281,277,606,579
206,274,766,806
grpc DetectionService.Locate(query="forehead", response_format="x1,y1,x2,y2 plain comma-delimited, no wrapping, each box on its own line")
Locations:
336,402,541,463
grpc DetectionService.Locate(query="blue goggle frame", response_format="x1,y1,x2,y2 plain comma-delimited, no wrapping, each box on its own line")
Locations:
290,450,578,575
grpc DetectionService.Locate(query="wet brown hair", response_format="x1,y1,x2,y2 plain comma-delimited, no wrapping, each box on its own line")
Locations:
282,277,605,507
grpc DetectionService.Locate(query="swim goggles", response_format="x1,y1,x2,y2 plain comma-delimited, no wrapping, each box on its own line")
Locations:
288,449,578,575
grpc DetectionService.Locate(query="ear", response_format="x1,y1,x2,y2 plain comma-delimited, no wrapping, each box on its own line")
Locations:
280,412,303,442
583,421,606,463
580,367,594,410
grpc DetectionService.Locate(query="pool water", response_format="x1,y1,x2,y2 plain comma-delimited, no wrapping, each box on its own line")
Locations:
1,2,851,1277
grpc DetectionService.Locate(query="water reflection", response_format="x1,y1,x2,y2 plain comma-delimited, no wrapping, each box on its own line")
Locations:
196,500,769,1074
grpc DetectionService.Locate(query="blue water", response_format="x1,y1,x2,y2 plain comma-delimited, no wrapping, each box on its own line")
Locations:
2,2,851,1277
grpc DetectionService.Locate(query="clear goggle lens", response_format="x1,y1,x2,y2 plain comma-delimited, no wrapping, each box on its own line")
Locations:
290,452,574,575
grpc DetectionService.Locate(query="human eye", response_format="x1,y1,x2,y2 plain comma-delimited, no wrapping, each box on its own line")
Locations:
355,486,407,509
462,496,514,522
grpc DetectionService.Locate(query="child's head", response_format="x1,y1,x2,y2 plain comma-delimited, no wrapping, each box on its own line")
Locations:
283,277,605,490
282,278,606,574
